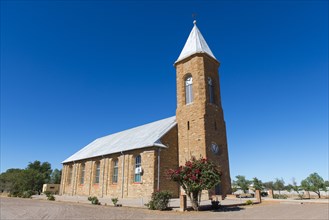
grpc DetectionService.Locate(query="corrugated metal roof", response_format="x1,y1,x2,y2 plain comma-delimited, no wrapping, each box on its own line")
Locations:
62,116,176,163
175,20,217,64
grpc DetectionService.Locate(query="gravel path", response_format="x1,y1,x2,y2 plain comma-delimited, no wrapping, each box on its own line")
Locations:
1,197,328,219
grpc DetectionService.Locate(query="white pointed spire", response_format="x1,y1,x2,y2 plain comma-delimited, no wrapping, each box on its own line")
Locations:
175,20,217,64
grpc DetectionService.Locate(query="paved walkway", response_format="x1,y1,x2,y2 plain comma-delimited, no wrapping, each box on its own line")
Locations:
32,194,329,210
2,197,329,219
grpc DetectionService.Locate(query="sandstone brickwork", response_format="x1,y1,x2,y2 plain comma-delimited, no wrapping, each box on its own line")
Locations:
60,126,180,198
175,53,232,197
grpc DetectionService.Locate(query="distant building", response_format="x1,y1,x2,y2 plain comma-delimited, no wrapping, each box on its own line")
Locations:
60,21,231,198
42,184,60,194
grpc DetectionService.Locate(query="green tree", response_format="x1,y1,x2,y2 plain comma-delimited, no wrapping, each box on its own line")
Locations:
234,175,250,193
0,169,25,195
263,181,274,190
252,177,264,191
286,178,303,199
325,180,329,187
50,169,62,184
301,173,327,198
167,156,221,211
26,161,52,194
273,178,285,195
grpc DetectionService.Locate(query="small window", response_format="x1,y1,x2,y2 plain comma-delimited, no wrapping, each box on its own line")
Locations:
134,155,142,183
80,163,85,184
208,77,215,104
185,76,193,104
95,162,100,184
112,159,118,183
187,121,190,130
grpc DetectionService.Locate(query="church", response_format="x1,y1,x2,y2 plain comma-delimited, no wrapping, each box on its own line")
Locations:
59,21,231,199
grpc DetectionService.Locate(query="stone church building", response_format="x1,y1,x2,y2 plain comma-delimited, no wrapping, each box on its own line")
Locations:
60,21,231,199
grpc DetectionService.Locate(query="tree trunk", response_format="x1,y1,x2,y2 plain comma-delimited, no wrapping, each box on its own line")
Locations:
316,191,321,198
188,191,200,211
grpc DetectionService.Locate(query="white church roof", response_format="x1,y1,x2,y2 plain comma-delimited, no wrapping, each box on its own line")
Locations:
63,116,177,163
175,20,217,64
175,21,217,63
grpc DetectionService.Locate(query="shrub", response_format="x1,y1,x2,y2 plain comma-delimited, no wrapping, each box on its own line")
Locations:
47,194,55,201
88,196,100,205
273,194,288,199
21,190,34,198
145,191,172,210
44,191,52,197
245,200,253,205
111,197,118,206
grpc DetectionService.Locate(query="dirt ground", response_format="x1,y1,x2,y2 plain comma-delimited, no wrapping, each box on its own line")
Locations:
1,197,328,220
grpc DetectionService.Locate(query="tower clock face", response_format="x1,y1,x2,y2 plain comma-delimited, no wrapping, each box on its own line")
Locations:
211,142,219,154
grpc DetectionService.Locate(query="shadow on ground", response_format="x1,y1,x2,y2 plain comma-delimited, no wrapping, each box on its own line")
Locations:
169,205,245,212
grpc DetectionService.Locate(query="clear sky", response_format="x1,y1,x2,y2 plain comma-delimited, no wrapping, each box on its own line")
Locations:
1,0,328,184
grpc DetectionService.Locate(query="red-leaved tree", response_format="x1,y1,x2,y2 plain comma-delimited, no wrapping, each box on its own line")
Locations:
166,157,221,211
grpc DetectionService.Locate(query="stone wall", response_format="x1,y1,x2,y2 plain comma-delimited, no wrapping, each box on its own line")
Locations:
60,126,180,198
175,53,231,198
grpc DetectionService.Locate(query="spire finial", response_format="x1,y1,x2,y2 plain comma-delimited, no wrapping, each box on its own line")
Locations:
192,13,197,25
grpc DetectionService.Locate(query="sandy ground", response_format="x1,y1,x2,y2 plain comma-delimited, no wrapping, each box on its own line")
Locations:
1,197,329,220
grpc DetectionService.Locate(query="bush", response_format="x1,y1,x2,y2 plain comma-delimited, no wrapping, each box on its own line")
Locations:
47,194,55,201
245,200,253,205
21,190,34,198
44,191,52,197
88,196,100,205
273,194,288,199
111,197,118,206
145,191,172,210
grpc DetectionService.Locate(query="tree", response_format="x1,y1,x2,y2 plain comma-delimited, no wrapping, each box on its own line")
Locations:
263,181,274,190
273,178,285,195
252,177,264,191
50,169,62,184
26,161,52,194
0,169,25,195
301,173,327,198
167,156,221,211
286,178,303,199
233,175,250,193
325,180,329,187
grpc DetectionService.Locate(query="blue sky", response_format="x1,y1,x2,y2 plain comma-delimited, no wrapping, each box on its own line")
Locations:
1,0,328,184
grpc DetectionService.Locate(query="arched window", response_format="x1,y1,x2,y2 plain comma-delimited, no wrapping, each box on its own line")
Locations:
134,155,142,183
67,165,73,185
208,77,215,104
80,163,85,184
185,76,193,104
94,162,100,184
112,159,118,184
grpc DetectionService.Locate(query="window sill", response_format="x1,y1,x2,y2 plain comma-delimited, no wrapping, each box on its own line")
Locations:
133,182,142,184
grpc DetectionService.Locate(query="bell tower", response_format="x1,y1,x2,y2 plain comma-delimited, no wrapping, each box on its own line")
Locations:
175,21,231,197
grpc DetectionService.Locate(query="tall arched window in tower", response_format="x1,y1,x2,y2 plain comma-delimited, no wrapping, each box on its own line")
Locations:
185,76,193,104
208,77,215,104
134,155,142,183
